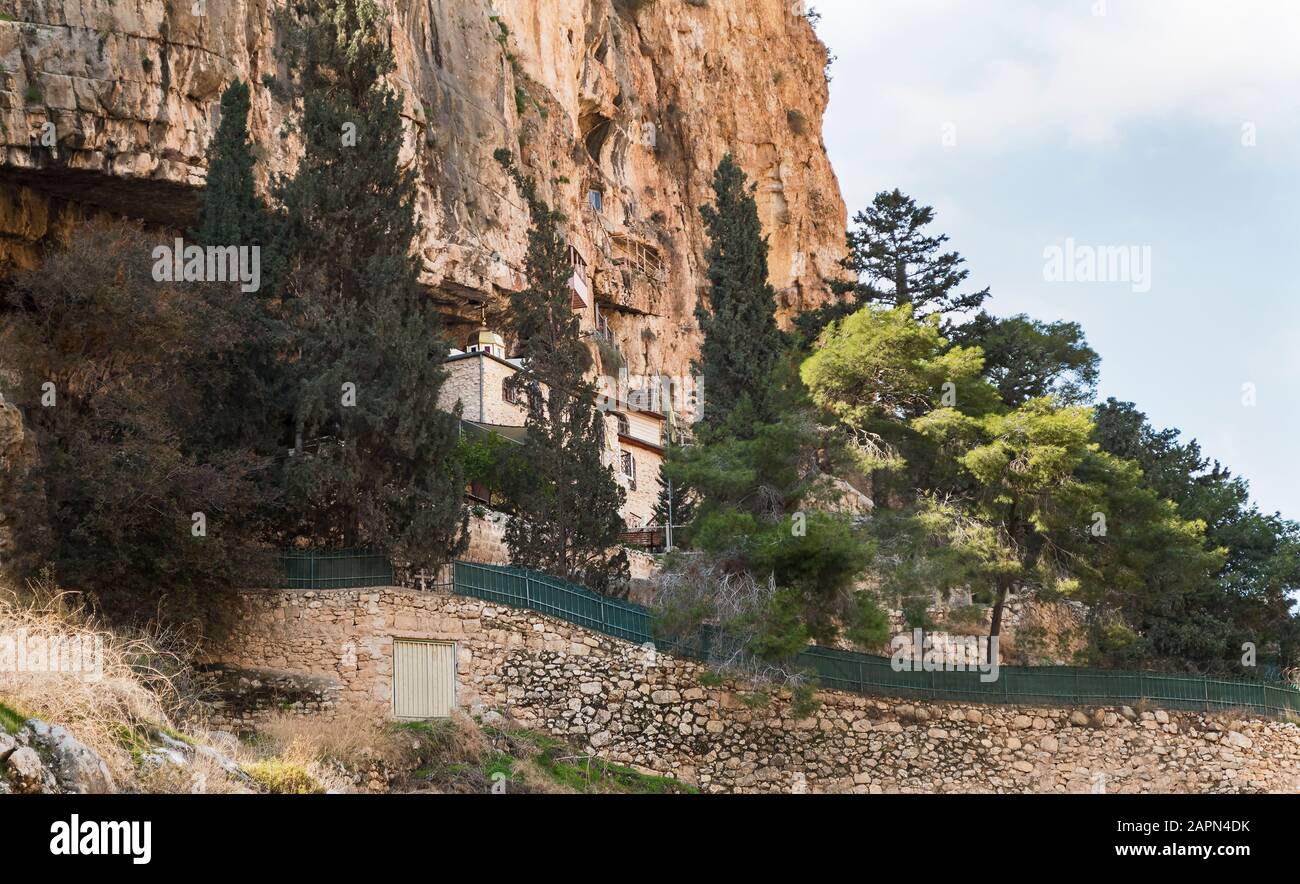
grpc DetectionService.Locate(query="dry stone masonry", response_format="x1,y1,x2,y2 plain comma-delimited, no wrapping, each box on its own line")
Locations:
203,587,1300,793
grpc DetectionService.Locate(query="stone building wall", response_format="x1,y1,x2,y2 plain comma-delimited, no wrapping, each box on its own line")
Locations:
441,352,666,530
464,510,511,564
615,440,662,527
202,586,1300,794
439,354,528,426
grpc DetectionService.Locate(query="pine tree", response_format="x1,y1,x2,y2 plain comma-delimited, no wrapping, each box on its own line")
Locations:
495,150,629,594
798,189,988,340
656,158,888,661
695,154,786,435
272,0,465,570
947,311,1099,407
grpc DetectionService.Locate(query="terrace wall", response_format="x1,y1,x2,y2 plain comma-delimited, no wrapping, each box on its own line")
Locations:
202,586,1300,793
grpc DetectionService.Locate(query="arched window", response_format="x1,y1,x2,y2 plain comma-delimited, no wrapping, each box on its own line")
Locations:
502,378,518,405
616,413,630,437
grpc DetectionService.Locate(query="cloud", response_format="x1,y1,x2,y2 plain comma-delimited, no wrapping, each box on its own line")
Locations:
818,0,1300,160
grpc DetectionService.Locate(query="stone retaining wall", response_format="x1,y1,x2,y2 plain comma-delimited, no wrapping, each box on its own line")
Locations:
201,587,1300,793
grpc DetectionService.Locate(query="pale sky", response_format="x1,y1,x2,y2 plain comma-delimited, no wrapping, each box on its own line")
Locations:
815,0,1300,520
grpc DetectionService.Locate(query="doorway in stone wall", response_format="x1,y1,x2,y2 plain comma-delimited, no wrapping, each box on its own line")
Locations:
392,640,457,720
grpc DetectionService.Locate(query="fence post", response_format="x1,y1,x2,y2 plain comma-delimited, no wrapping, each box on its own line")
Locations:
524,571,532,609
858,659,865,695
1203,675,1210,713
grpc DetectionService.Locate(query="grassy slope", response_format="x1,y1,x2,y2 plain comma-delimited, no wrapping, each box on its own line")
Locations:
0,700,26,735
394,719,698,795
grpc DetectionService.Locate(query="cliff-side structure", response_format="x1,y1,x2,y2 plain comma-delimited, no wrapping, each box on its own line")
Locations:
0,0,849,385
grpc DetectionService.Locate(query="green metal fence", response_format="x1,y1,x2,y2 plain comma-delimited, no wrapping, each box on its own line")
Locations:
451,560,1300,718
279,549,394,589
452,560,653,643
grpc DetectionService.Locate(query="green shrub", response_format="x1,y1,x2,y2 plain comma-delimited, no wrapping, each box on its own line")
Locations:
244,759,324,794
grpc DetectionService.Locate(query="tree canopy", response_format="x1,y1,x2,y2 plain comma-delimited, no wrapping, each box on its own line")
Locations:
799,189,989,340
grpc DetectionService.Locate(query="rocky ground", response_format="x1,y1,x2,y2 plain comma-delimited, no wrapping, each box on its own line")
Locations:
0,710,249,794
0,703,693,794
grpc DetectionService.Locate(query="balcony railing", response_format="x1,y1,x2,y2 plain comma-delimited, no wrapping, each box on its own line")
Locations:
618,526,665,550
568,271,590,309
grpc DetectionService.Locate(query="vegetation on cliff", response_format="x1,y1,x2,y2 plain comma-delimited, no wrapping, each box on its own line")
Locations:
0,0,468,627
662,177,1299,680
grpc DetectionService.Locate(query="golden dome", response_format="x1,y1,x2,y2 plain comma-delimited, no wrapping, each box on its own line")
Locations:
468,325,505,358
470,327,504,348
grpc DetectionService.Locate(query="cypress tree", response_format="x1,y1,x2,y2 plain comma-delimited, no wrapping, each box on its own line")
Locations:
495,150,629,594
651,471,694,533
272,0,466,570
695,154,786,436
190,79,285,459
196,80,264,248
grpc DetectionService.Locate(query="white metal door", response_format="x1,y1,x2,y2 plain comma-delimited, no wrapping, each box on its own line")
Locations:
392,640,456,719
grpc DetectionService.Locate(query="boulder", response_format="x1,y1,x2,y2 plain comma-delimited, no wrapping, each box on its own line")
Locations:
5,746,53,794
0,731,16,762
29,723,115,794
1226,731,1253,750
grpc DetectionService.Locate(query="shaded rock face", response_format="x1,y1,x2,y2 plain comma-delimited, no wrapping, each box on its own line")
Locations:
0,395,36,573
0,0,848,382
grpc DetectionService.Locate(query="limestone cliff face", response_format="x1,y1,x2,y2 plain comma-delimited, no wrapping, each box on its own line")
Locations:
0,0,847,379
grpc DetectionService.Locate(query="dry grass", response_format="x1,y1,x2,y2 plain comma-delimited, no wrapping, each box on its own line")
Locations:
0,575,197,779
257,709,417,769
249,710,492,793
249,711,695,794
134,743,254,794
